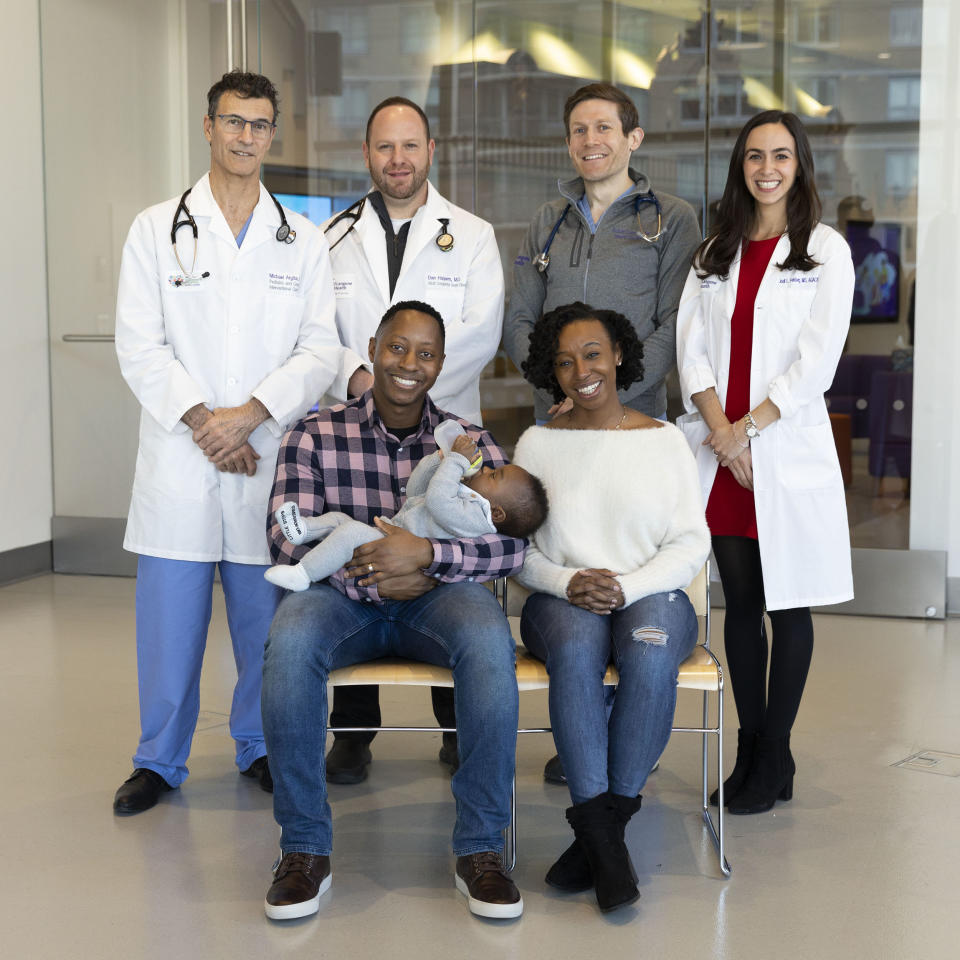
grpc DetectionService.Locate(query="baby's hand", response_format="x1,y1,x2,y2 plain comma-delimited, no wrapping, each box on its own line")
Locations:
451,434,480,464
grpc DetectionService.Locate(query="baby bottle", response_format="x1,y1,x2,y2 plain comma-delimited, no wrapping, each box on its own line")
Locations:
434,420,483,478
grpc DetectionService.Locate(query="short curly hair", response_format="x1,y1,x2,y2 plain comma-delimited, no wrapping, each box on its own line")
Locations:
521,302,644,404
207,70,280,123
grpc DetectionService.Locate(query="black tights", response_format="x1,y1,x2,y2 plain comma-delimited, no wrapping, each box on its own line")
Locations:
711,536,813,739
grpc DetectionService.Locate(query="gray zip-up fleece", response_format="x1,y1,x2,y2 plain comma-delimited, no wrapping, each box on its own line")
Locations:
503,169,701,419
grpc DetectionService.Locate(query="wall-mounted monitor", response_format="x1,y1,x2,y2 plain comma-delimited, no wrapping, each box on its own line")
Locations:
846,220,901,323
272,192,333,228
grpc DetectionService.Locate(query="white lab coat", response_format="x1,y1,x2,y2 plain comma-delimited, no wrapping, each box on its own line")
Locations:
676,222,855,610
323,182,503,423
116,173,341,563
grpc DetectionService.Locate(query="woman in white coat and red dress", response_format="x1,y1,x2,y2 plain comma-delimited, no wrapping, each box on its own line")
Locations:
676,110,855,815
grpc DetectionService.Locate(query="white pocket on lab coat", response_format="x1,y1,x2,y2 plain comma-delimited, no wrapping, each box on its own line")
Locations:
775,420,840,490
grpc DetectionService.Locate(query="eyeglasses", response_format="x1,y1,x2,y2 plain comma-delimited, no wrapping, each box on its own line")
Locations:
213,113,276,140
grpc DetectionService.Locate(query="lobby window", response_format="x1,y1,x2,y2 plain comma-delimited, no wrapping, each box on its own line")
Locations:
888,75,922,120
324,9,370,57
886,150,918,196
677,156,703,198
715,78,745,119
793,5,837,45
812,151,836,194
330,82,370,126
716,6,765,46
890,5,922,46
809,76,838,109
678,84,702,121
401,5,439,55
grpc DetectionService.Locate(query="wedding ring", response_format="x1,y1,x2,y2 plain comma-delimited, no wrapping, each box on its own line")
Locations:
367,563,375,573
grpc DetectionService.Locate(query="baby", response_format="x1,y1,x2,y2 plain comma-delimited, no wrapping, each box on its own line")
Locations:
265,428,548,592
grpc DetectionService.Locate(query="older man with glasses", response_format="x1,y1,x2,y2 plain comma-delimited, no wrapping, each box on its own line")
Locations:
112,69,342,815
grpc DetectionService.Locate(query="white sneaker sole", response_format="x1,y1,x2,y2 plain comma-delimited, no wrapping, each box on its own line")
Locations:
264,871,332,920
455,875,523,919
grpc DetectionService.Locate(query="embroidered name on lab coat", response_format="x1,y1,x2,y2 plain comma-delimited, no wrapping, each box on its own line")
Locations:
777,276,819,285
268,272,302,294
334,276,355,299
425,273,466,289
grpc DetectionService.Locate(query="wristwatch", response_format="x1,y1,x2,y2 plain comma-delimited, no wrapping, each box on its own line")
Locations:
743,412,760,439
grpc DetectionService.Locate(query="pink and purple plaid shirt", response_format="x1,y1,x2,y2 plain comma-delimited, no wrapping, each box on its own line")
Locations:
267,390,526,603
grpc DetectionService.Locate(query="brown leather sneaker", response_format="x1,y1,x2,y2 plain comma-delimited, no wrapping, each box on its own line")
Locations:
455,852,523,919
264,852,332,920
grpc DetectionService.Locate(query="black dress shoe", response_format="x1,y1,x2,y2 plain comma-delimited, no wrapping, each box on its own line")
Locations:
543,754,567,785
241,755,274,793
438,732,460,773
113,768,173,814
455,852,523,919
325,738,372,784
265,852,332,920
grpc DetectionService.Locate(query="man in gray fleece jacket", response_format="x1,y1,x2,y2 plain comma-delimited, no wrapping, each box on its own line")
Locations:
504,82,701,421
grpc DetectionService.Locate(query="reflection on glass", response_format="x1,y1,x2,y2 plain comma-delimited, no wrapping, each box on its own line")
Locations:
252,0,920,546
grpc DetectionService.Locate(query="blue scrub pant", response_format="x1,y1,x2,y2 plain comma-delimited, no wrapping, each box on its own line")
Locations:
133,555,282,787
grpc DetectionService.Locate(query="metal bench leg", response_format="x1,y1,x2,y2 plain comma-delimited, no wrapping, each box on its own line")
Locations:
699,676,731,877
503,774,517,872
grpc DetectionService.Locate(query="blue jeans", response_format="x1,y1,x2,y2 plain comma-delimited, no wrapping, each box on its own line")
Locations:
520,590,697,804
262,581,518,856
134,556,282,786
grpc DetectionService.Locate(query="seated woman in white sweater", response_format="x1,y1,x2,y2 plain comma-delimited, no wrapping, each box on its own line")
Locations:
514,301,710,914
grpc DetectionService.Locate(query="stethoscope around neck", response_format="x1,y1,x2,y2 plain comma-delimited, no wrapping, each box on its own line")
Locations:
533,190,664,273
171,187,296,280
324,192,455,253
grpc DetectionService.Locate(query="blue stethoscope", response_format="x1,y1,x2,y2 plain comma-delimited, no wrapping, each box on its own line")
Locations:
171,187,296,280
533,190,663,272
324,192,455,252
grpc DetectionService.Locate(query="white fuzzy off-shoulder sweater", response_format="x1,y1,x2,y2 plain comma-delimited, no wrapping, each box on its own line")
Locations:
512,424,710,607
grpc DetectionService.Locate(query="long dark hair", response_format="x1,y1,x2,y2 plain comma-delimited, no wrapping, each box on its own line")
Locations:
695,111,821,279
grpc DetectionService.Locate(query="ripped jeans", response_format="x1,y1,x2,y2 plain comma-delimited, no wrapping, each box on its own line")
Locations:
521,590,698,804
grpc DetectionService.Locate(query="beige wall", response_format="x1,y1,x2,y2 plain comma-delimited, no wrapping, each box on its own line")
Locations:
0,0,53,554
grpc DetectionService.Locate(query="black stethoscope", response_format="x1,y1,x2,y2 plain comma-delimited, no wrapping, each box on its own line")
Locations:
533,190,663,272
171,187,296,280
324,192,455,253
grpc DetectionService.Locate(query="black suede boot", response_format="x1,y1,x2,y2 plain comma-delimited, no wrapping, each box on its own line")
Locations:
728,735,795,815
544,838,592,892
564,793,641,912
709,728,758,807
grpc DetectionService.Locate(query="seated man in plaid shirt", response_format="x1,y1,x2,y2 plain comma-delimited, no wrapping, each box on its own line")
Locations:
261,300,526,922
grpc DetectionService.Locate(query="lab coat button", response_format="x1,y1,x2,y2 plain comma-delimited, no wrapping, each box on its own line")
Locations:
227,377,238,386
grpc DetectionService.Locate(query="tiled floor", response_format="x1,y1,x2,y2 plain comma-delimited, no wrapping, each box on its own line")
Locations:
2,573,958,959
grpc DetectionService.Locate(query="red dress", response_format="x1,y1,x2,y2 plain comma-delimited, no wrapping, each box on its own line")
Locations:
705,236,781,540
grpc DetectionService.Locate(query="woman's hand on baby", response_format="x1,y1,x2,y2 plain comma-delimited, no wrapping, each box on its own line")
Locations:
451,434,480,463
566,569,624,614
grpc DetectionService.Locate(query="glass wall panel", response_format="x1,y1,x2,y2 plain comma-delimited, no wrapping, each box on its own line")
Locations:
257,1,707,448
257,0,920,545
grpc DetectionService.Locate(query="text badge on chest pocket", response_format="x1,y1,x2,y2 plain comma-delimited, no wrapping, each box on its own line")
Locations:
424,272,466,317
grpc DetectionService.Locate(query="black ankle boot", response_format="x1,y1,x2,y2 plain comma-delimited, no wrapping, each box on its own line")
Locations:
564,793,641,912
709,729,758,807
728,735,795,815
545,838,592,892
